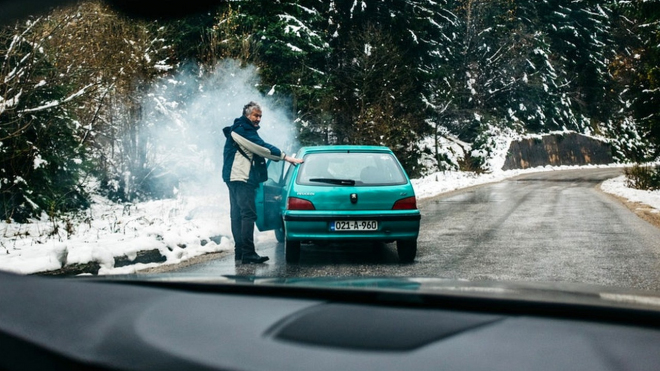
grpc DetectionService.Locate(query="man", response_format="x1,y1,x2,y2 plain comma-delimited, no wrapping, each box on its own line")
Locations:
222,102,303,264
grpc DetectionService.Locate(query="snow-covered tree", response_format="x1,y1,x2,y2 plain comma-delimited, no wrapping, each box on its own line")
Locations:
1,18,90,222
44,2,174,201
609,0,660,160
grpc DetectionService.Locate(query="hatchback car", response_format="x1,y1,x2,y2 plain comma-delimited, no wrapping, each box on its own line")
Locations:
255,145,421,263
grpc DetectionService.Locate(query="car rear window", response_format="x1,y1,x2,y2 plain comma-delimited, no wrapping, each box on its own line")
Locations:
297,152,407,186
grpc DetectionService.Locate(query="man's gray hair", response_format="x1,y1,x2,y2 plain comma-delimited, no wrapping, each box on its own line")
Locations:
243,101,261,116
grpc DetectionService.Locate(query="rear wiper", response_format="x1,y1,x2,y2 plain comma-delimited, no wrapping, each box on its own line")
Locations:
309,178,356,186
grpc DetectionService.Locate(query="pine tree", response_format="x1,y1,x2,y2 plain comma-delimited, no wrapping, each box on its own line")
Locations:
536,0,616,133
610,0,660,159
316,0,434,174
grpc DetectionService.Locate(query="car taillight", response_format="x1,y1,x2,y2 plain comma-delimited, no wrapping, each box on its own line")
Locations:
392,196,417,210
287,197,316,210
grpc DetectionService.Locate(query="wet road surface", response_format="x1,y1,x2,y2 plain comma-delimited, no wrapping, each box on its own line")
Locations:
168,168,660,291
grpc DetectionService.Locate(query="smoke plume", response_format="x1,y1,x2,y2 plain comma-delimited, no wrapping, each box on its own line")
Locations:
143,60,299,198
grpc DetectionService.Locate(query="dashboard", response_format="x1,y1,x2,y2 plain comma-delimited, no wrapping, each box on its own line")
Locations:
1,272,660,370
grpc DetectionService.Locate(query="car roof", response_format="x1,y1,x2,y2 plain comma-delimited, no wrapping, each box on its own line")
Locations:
298,145,393,155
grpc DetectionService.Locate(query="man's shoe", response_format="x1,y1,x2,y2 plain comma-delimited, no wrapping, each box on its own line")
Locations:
241,255,269,264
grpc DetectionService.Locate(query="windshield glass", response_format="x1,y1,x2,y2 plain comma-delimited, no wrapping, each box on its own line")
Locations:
1,0,660,302
297,152,407,186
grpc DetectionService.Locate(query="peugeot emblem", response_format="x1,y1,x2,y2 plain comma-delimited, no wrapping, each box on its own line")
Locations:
350,193,358,204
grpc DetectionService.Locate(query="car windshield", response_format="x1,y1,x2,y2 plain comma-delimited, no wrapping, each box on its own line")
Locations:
1,0,660,304
6,2,660,369
297,152,407,186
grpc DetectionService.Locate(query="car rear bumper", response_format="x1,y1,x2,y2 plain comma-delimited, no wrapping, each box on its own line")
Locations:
283,210,420,241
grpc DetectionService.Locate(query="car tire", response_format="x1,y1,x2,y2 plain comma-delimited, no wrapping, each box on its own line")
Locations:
274,227,285,243
396,239,417,263
285,239,301,263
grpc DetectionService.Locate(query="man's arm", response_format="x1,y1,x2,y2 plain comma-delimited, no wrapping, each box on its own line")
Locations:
232,132,303,164
231,132,284,161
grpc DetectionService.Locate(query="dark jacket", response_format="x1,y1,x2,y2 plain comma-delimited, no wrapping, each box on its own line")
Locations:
222,116,285,186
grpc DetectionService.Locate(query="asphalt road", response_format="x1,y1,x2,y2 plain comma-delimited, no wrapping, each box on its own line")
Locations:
169,168,660,291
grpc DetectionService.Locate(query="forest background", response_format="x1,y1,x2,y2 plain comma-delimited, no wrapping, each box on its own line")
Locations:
1,0,659,223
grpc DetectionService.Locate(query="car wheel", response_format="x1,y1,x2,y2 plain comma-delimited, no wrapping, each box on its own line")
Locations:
396,239,417,263
285,239,301,263
274,227,284,243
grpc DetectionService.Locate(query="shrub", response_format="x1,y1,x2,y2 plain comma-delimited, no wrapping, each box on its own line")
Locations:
624,164,660,191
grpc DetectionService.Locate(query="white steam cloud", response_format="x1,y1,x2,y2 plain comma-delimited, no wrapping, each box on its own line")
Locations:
143,60,299,198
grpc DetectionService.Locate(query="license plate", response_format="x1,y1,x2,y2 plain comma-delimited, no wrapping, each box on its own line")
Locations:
331,220,378,231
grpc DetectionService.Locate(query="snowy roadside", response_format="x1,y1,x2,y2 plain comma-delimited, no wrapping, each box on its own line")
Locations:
0,164,656,276
0,192,236,275
600,175,660,211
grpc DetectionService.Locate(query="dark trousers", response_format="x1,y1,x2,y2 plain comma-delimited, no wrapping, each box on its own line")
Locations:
227,181,258,258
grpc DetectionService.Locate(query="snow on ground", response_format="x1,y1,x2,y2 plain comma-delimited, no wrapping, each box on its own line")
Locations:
600,175,660,211
0,192,235,275
0,163,656,275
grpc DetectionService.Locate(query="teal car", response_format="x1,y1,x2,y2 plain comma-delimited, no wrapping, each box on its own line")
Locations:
256,146,421,263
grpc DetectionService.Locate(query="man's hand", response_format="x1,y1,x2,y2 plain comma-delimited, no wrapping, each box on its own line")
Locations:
284,155,304,165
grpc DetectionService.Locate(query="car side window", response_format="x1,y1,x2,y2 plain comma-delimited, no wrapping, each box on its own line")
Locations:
265,159,286,185
283,161,295,188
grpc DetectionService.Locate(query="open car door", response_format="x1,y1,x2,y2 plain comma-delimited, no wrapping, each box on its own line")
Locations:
255,159,287,236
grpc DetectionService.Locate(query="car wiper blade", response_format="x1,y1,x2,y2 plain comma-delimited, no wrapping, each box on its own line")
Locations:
309,178,356,186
